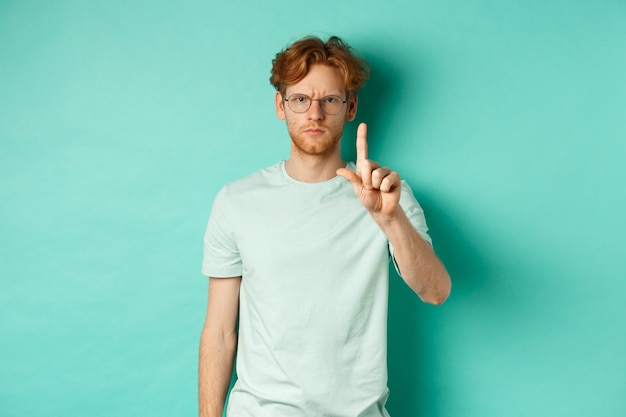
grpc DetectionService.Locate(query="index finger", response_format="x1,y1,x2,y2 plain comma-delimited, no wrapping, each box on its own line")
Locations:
356,122,368,162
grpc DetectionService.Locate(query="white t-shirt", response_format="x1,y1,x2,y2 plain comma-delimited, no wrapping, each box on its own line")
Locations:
202,161,431,417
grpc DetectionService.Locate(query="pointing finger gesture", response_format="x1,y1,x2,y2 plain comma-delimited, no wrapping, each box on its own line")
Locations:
337,123,402,217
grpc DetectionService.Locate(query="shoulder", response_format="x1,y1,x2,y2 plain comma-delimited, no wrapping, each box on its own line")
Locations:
399,179,416,199
216,161,285,203
398,179,424,211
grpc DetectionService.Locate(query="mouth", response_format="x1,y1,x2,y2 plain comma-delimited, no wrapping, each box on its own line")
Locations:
304,127,326,135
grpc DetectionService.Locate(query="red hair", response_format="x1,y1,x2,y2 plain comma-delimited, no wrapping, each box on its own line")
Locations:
270,36,370,98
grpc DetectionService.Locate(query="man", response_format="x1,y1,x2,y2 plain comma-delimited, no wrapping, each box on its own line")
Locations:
199,35,451,417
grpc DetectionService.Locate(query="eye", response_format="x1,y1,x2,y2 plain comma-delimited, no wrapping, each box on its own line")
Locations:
291,95,309,103
323,96,340,104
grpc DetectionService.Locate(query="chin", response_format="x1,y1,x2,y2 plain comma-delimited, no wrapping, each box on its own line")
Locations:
292,135,340,157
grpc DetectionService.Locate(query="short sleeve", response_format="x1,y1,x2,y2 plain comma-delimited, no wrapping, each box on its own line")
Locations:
201,186,243,278
389,181,432,275
399,180,431,245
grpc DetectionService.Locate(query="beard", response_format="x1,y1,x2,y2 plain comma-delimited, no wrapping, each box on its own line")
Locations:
286,121,345,157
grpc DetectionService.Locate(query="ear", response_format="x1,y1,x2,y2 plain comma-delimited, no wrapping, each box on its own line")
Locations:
346,95,358,121
275,91,286,120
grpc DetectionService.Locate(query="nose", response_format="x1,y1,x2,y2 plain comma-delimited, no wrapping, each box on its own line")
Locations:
307,100,325,121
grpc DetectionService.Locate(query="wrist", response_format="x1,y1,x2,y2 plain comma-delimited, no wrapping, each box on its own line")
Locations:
370,206,405,229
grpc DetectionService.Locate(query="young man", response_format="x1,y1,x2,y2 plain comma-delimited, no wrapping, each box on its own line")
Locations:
199,36,451,417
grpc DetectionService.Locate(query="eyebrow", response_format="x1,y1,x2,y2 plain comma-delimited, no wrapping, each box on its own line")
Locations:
287,92,346,98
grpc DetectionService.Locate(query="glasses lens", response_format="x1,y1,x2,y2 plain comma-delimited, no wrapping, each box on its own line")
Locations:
320,96,344,115
288,94,311,113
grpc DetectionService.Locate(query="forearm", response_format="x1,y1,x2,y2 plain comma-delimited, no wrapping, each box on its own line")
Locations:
198,327,237,417
373,208,451,305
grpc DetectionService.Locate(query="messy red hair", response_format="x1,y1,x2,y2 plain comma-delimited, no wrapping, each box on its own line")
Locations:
270,36,370,98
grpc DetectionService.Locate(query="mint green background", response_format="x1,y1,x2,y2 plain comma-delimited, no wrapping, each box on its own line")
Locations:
1,1,625,416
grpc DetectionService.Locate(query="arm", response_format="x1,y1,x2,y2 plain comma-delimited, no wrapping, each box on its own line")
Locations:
337,123,451,305
199,276,241,417
373,207,450,305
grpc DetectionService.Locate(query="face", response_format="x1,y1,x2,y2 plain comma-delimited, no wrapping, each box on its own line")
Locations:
275,64,358,158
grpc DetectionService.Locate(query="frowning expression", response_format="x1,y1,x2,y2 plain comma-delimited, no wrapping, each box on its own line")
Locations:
275,64,358,157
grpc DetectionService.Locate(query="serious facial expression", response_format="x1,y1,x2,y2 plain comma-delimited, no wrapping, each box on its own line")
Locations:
275,64,358,157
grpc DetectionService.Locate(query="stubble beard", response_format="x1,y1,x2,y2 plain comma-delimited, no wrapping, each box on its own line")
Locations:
288,124,345,158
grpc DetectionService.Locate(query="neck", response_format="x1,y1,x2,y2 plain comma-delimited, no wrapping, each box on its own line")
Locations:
284,151,345,183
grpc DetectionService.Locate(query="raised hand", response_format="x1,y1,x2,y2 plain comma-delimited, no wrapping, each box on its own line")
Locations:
336,123,402,218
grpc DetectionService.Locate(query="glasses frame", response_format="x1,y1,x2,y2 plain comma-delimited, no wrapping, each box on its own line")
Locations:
283,93,348,115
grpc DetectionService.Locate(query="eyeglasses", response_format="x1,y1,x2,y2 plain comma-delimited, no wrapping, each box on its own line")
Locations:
284,94,347,115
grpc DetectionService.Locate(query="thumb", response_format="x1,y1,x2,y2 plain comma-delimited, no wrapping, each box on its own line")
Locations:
336,167,362,189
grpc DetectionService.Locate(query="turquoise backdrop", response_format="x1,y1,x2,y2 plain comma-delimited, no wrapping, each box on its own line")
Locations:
1,0,625,416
